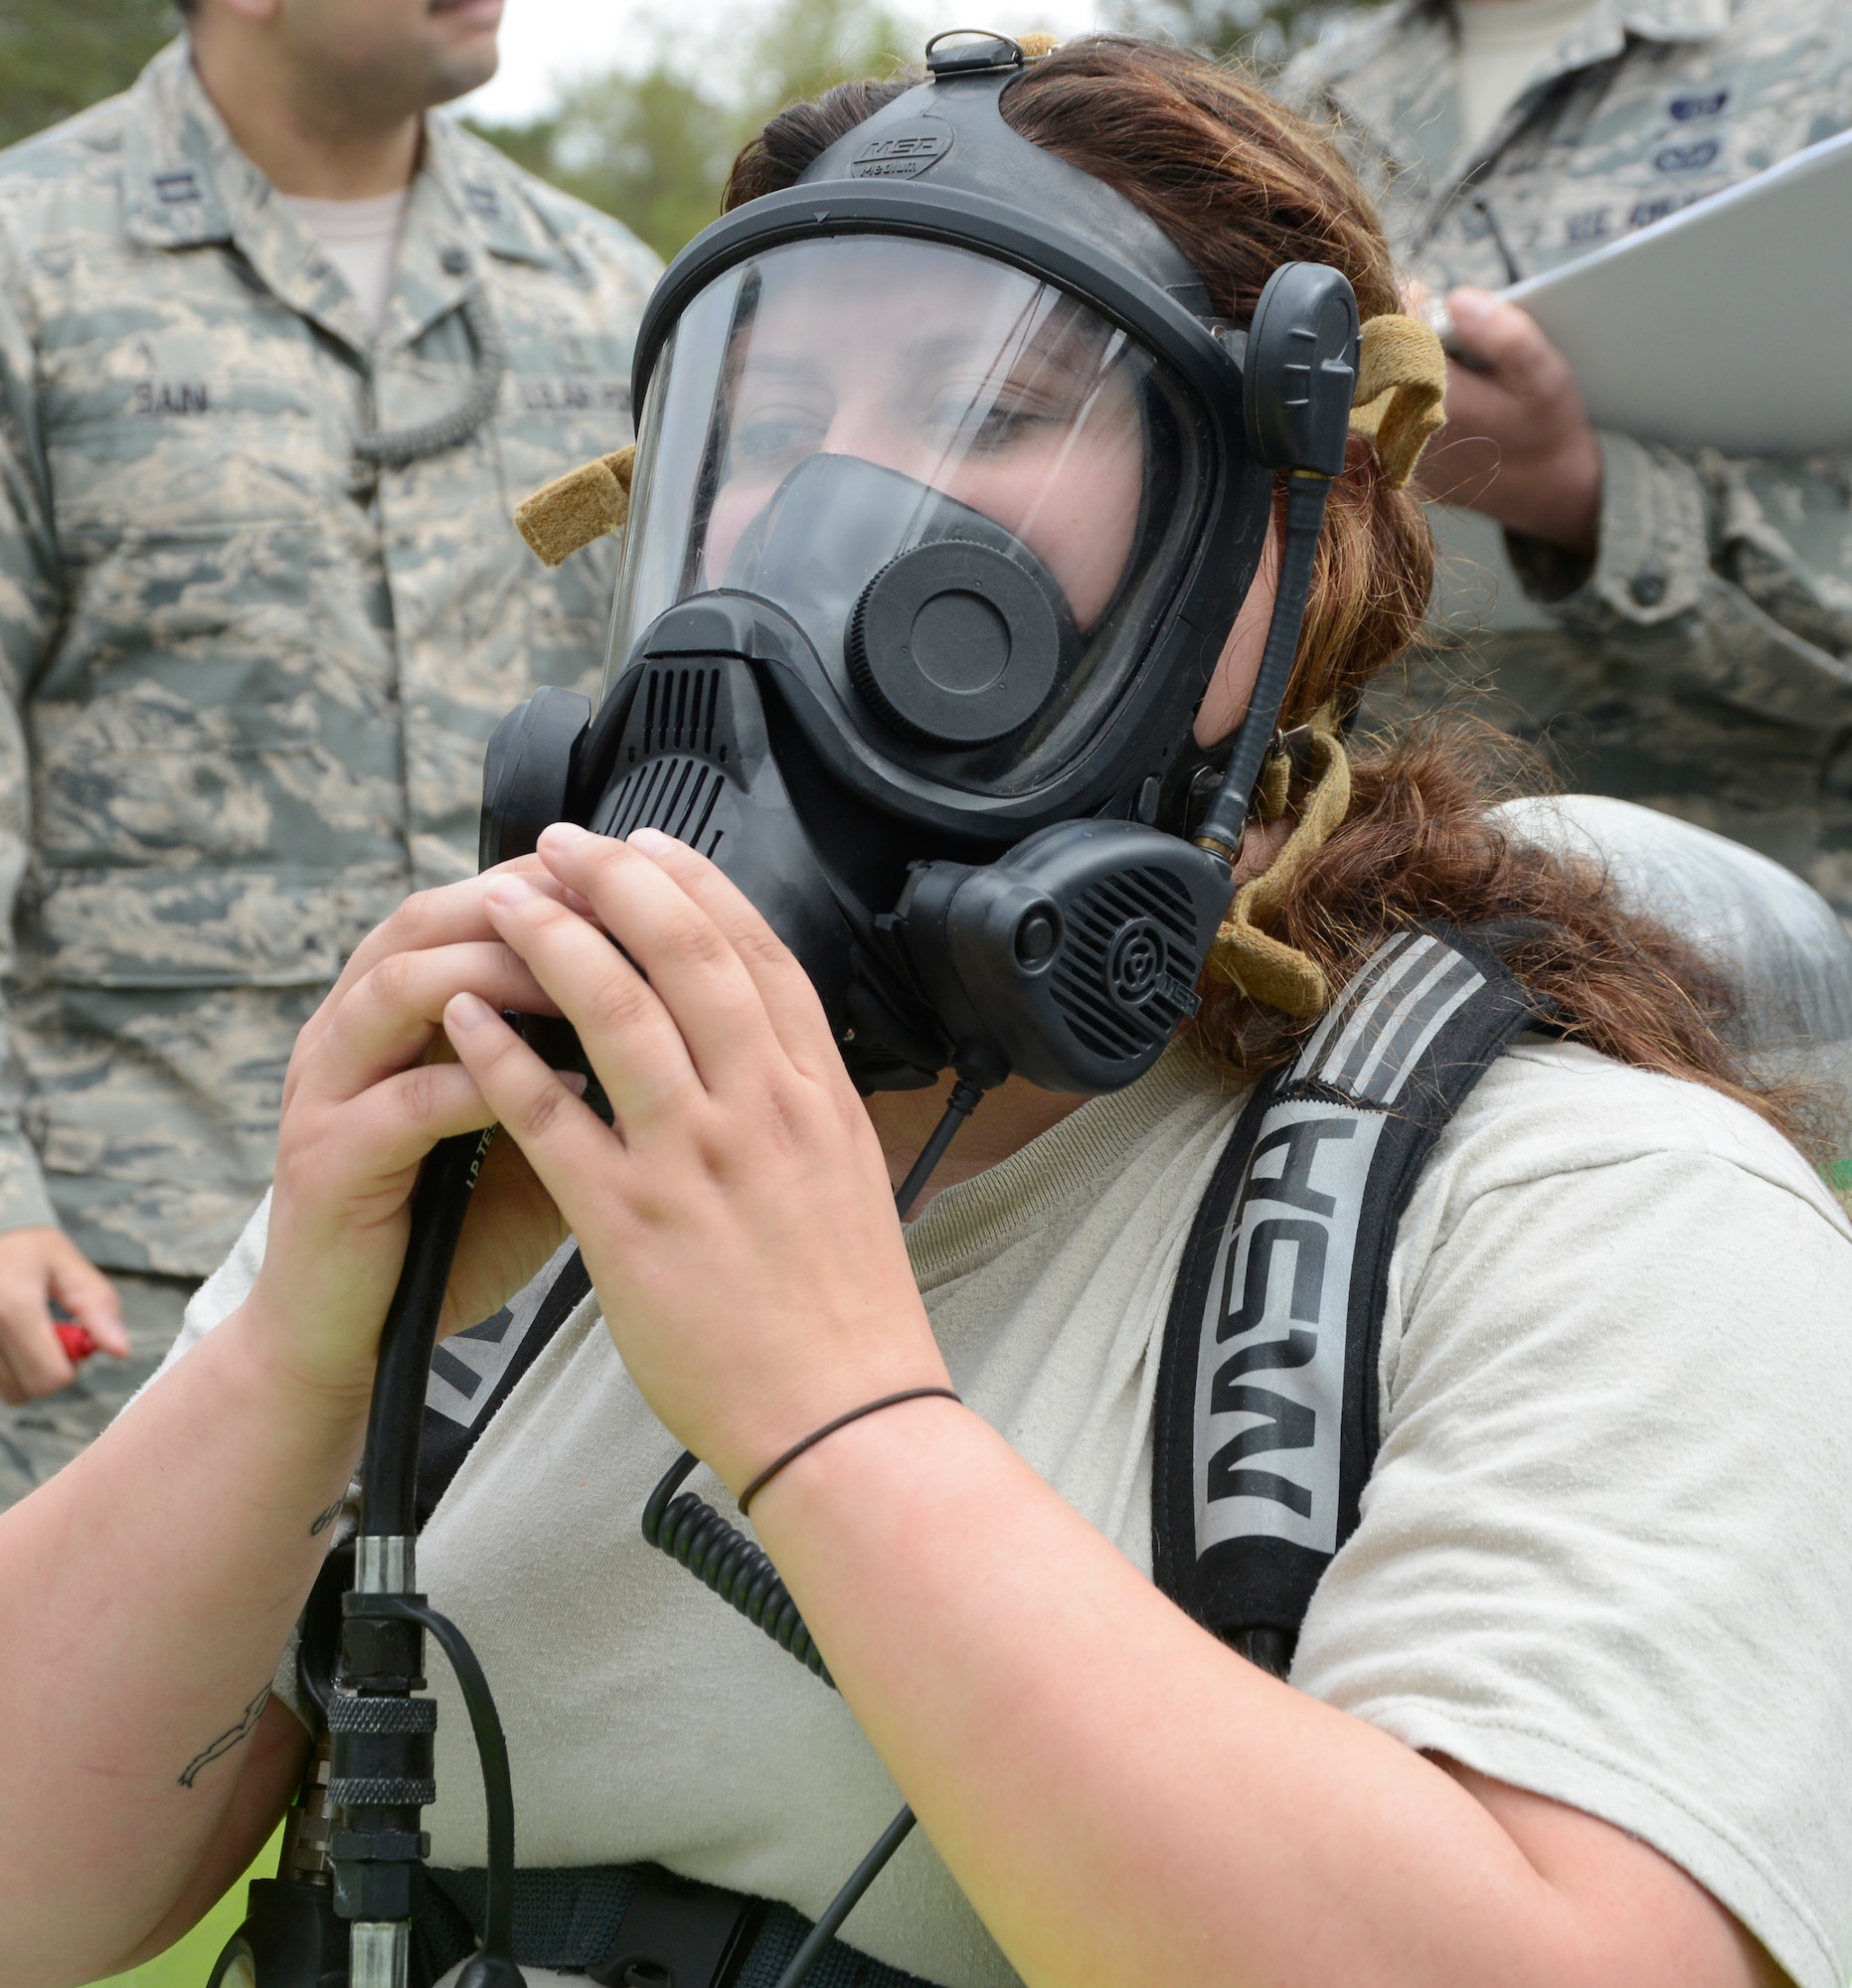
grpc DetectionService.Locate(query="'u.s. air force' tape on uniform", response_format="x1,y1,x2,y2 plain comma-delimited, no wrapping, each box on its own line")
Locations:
1151,924,1538,1673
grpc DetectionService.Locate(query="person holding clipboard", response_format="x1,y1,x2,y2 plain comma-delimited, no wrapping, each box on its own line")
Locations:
1284,0,1852,930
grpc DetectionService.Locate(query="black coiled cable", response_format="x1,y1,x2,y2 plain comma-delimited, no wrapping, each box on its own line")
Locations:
642,1450,832,1685
639,1079,984,1672
638,1078,987,1988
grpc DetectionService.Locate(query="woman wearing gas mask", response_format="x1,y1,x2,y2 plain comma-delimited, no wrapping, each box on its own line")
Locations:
6,33,1851,1988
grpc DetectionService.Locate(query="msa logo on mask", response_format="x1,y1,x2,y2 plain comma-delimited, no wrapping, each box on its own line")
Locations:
850,124,952,178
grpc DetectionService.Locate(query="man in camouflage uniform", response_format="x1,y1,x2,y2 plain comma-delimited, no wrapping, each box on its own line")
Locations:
0,5,658,1500
1283,0,1852,922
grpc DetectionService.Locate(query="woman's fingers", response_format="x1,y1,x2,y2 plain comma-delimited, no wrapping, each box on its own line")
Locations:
524,826,791,1091
283,861,570,1109
303,940,559,1107
478,869,714,1125
621,828,843,1075
442,995,618,1218
307,1061,499,1175
337,858,561,994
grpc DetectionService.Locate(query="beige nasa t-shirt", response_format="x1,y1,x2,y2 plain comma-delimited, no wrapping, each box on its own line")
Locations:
172,1039,1852,1988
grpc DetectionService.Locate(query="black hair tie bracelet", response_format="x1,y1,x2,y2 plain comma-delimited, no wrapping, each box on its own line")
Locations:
739,1387,964,1517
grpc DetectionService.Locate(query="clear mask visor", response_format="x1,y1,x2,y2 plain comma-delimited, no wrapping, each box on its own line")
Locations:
607,237,1206,798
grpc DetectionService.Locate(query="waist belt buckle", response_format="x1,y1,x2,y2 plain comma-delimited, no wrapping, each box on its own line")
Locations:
589,1867,765,1988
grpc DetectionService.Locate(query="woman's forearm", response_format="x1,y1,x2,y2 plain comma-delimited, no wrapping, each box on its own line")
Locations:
754,1401,1754,1988
0,1301,368,1985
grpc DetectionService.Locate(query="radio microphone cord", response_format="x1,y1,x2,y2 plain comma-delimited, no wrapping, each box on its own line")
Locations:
641,1070,989,1988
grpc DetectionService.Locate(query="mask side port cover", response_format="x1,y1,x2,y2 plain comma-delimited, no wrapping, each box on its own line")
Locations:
892,820,1234,1094
479,685,594,868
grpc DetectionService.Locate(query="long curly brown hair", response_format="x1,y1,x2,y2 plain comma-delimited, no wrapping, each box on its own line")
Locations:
726,37,1803,1143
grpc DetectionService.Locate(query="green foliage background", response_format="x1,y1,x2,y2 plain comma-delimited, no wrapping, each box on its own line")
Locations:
0,0,179,150
465,0,1380,260
467,0,924,262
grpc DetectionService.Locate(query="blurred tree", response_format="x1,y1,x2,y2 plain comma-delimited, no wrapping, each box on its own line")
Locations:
476,64,737,263
469,0,920,261
745,0,918,114
1115,0,1383,72
0,0,178,150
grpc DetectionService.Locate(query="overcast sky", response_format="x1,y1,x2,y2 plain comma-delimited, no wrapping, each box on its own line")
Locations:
457,0,1111,123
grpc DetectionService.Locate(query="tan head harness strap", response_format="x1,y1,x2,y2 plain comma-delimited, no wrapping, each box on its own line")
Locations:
1206,708,1351,1019
1348,312,1447,491
515,443,636,570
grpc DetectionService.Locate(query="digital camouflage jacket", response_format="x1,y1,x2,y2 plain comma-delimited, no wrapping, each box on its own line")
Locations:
0,42,659,1275
1284,0,1852,925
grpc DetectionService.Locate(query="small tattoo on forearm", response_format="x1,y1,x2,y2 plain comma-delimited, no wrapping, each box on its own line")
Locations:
179,1686,269,1788
310,1496,344,1538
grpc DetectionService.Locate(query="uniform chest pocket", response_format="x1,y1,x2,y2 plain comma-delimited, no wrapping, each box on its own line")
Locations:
42,360,325,536
30,523,402,872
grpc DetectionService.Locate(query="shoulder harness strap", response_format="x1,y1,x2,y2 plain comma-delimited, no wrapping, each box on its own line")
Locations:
416,1241,591,1528
1151,922,1536,1676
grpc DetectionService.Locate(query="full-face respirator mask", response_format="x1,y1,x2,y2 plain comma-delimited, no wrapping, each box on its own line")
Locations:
214,32,1365,1988
480,31,1363,1099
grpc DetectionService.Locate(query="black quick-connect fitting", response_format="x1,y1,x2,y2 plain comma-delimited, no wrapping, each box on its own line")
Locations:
330,1120,513,1988
330,1596,432,1931
329,1585,525,1984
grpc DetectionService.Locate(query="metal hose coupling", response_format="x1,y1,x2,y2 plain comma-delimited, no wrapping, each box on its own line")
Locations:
331,1538,431,1988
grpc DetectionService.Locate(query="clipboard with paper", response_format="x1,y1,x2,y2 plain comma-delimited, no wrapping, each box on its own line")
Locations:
1425,125,1852,637
1499,125,1852,458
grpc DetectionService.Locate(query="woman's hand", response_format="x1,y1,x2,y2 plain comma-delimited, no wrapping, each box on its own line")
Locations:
256,863,579,1400
440,824,948,1492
